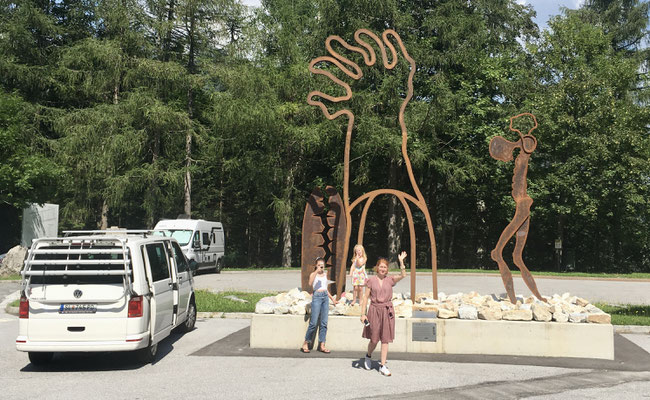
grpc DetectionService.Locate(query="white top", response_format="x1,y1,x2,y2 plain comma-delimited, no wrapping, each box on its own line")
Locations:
312,274,328,292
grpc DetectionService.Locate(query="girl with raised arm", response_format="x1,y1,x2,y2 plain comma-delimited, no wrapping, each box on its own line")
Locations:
360,252,407,376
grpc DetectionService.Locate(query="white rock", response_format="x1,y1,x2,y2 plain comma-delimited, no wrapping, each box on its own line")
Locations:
287,287,301,298
289,304,306,315
569,313,587,323
437,308,458,319
552,311,569,323
587,313,611,324
519,303,532,311
255,301,276,314
0,245,27,275
394,304,413,318
458,305,478,320
500,301,515,311
223,295,248,303
502,309,533,321
478,307,502,321
273,305,290,314
532,303,552,322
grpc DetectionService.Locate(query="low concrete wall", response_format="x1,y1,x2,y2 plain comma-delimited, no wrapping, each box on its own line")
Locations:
250,314,614,360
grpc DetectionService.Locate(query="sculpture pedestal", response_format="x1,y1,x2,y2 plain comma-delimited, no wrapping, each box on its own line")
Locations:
250,314,614,360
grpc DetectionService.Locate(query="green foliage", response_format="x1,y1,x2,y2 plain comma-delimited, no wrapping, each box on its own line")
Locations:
0,90,62,208
0,0,648,274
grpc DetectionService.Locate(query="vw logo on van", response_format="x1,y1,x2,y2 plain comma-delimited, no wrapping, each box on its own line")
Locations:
73,289,83,299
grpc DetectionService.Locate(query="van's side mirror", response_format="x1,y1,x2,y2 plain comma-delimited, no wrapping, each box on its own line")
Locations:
189,260,198,272
192,240,200,249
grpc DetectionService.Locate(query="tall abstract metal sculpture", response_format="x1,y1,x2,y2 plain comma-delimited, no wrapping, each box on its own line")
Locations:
489,113,546,304
301,186,347,294
304,29,438,299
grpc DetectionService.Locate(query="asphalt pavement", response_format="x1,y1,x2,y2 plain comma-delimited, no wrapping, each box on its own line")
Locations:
1,272,649,399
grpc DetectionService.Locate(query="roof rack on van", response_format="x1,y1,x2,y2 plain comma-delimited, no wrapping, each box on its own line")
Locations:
63,229,154,237
22,236,135,303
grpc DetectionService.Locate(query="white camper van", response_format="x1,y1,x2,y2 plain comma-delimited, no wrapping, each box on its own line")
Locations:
153,219,225,273
16,231,197,365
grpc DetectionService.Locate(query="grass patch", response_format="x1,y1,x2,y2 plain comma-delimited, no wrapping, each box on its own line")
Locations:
222,267,650,279
195,290,277,313
595,303,650,326
9,299,19,307
0,274,20,281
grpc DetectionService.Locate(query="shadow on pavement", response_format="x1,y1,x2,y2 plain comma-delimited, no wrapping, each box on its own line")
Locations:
19,330,190,372
192,326,650,372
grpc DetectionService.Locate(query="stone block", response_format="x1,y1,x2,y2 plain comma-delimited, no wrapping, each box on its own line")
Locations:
437,308,458,319
587,313,611,324
502,309,533,321
553,311,569,323
569,313,588,323
532,303,552,322
478,307,502,321
458,305,478,320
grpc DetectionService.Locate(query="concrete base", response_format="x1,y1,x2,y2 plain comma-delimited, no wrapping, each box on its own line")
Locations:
250,314,614,360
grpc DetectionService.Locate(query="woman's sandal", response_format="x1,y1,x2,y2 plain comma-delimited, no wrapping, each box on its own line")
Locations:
318,344,331,354
300,346,310,353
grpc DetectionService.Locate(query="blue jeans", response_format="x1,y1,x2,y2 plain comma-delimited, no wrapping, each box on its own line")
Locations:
304,291,329,344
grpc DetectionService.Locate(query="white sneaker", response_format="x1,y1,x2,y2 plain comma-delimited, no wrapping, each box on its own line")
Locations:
379,364,391,376
364,354,372,370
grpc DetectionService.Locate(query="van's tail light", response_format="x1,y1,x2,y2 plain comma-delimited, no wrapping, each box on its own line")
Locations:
128,296,143,318
19,297,29,319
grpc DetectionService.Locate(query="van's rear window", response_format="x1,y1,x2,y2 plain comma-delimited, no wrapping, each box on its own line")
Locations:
28,244,131,285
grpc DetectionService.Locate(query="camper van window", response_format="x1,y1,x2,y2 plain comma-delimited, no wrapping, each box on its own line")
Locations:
154,229,192,246
170,241,189,272
146,243,171,282
202,232,211,245
192,231,200,248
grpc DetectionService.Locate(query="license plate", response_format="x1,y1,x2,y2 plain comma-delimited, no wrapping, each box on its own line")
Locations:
59,304,97,314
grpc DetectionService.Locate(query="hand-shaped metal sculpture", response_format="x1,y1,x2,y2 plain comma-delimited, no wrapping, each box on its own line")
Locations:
489,113,546,304
306,29,438,299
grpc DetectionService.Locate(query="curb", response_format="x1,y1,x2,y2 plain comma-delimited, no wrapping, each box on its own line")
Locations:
614,325,650,334
197,312,253,319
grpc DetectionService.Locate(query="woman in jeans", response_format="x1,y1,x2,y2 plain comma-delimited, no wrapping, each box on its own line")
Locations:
301,257,338,353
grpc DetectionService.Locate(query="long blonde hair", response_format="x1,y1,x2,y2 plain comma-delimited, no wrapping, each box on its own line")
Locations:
351,244,367,264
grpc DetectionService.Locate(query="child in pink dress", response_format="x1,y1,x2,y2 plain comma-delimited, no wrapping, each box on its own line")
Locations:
349,244,368,305
360,251,407,376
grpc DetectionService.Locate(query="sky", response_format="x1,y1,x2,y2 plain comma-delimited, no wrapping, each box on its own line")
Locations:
240,0,586,30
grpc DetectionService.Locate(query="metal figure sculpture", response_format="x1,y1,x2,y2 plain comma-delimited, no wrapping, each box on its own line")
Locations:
306,29,438,300
301,186,347,294
489,113,547,304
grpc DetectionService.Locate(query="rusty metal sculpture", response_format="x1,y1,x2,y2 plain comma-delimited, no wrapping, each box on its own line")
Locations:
301,186,347,294
489,113,547,304
305,29,438,300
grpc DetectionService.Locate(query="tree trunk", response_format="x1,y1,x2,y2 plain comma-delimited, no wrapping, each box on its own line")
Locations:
163,0,175,62
183,12,197,217
280,169,295,268
99,199,109,230
387,160,401,266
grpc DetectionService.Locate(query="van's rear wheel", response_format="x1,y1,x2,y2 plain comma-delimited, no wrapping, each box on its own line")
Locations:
28,352,53,366
136,341,158,364
215,258,223,274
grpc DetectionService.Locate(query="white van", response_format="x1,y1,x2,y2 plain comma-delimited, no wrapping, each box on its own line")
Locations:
16,231,197,365
153,219,225,274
